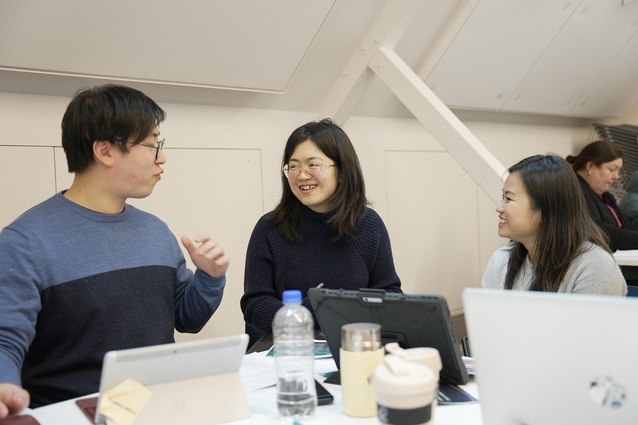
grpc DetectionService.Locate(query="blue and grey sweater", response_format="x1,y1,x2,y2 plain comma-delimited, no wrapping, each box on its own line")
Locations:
0,193,225,407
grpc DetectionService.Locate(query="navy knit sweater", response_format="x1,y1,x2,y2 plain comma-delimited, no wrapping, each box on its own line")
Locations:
241,206,401,332
0,193,225,407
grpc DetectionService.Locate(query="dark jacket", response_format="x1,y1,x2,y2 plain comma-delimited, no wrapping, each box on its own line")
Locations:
619,171,638,231
577,175,638,251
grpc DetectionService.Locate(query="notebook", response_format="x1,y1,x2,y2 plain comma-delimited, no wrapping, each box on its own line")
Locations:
94,334,250,425
308,287,469,386
463,288,638,425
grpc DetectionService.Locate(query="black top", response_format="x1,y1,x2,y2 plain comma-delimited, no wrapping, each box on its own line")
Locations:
577,175,638,251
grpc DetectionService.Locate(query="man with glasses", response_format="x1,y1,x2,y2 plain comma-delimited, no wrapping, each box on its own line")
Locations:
0,84,229,415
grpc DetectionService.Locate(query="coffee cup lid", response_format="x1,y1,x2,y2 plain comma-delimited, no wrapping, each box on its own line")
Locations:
372,354,436,395
385,343,442,373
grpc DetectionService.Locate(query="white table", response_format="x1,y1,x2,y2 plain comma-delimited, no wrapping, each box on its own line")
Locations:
25,355,483,425
613,249,638,266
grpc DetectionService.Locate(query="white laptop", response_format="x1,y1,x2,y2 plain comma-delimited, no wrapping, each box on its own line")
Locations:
94,333,250,425
463,288,638,425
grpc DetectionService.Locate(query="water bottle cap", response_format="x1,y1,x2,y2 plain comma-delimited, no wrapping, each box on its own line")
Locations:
282,290,302,304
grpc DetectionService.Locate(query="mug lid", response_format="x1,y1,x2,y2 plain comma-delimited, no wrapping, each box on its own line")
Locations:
371,354,436,395
385,343,442,373
341,322,382,351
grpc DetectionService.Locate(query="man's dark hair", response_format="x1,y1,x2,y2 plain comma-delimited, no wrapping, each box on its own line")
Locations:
61,84,166,172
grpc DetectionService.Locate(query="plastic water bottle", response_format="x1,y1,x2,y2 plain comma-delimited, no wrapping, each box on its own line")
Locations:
273,289,317,419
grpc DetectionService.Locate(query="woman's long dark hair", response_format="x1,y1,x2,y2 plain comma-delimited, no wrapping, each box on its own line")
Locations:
269,118,368,242
504,154,610,291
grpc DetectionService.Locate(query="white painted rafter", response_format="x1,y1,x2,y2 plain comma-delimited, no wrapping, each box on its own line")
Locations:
371,47,505,203
319,0,505,203
318,0,422,124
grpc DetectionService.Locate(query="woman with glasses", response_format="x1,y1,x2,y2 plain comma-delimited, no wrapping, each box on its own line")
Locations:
240,118,402,334
567,140,638,284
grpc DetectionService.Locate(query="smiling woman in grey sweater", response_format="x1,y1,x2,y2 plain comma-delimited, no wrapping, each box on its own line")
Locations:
482,154,626,296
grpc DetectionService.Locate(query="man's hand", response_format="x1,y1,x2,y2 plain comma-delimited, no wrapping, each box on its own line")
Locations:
0,383,29,418
181,235,229,278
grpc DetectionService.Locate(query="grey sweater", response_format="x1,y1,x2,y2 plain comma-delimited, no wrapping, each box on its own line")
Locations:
482,242,627,296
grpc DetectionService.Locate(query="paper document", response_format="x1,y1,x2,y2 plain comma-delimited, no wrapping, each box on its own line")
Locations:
240,351,278,392
265,340,332,358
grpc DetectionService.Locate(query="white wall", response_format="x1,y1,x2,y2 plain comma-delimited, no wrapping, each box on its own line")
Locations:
606,101,638,127
0,91,594,340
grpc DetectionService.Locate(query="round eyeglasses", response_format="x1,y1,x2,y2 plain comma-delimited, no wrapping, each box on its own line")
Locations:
125,138,165,161
283,163,337,178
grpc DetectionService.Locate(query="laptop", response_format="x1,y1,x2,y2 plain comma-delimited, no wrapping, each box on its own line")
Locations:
463,288,638,425
93,334,250,425
308,287,469,386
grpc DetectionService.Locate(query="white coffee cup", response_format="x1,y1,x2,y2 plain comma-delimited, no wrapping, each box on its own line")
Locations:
371,354,436,425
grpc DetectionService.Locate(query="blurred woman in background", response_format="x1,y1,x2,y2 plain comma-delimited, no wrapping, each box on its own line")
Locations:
566,140,638,250
567,140,638,284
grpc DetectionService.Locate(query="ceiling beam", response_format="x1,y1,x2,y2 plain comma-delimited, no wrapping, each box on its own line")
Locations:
370,47,505,203
318,0,505,203
318,0,423,124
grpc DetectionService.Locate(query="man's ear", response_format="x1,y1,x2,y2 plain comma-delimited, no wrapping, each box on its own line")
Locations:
93,140,115,167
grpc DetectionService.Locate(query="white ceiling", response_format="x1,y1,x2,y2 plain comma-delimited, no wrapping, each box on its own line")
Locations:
1,0,638,119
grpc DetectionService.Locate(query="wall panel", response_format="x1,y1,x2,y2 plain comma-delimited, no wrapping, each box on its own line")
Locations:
386,150,480,315
0,146,56,227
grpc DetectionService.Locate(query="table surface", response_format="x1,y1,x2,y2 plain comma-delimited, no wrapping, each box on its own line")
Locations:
613,249,638,266
23,344,484,425
29,386,482,425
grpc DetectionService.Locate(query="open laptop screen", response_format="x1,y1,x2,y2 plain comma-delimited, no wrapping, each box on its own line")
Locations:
94,334,249,424
463,288,638,425
308,288,469,385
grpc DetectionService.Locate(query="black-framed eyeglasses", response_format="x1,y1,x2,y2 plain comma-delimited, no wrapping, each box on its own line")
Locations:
283,162,337,178
125,138,165,160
